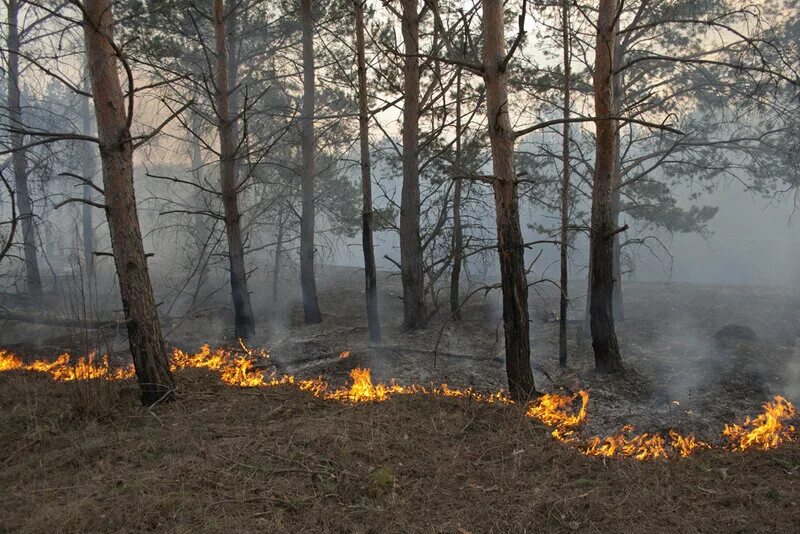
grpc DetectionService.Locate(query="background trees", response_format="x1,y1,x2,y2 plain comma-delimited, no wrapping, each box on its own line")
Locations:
0,0,797,399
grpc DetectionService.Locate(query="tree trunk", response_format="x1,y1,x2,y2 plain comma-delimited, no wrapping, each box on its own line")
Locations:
449,66,463,320
482,0,535,401
213,0,256,339
399,0,426,328
590,0,623,373
81,65,95,280
300,0,323,324
189,109,208,253
272,204,285,310
355,0,381,343
611,35,625,322
81,0,174,405
7,0,42,296
559,0,571,368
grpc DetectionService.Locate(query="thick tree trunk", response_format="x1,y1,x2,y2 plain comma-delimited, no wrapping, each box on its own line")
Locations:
449,67,463,320
213,0,256,339
81,68,95,280
611,37,625,322
399,0,426,328
355,0,381,343
7,0,42,296
300,0,323,324
559,0,571,368
482,0,535,401
590,0,623,373
81,0,174,405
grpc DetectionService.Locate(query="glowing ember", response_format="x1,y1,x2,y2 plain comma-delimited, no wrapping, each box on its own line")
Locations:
0,345,796,460
339,350,350,359
723,396,797,451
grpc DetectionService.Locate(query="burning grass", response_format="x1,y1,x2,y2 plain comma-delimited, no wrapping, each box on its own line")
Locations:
1,346,796,461
1,365,799,532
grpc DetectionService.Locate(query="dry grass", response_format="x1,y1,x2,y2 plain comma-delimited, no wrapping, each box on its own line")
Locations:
1,370,799,533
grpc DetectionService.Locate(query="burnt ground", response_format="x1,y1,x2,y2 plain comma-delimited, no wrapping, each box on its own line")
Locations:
2,265,800,443
1,370,799,533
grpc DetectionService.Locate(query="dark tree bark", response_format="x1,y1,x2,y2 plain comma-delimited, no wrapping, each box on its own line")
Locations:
399,0,426,329
354,0,381,342
611,36,626,322
590,0,624,373
81,66,95,280
271,203,286,310
7,0,42,296
189,109,208,254
81,0,175,405
559,0,571,368
212,0,256,339
482,0,535,401
449,66,463,321
300,0,323,324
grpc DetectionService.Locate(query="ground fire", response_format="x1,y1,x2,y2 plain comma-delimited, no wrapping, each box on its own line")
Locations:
1,346,795,460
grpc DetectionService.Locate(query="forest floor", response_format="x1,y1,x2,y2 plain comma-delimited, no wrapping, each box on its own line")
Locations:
2,265,800,441
2,267,800,531
1,368,799,533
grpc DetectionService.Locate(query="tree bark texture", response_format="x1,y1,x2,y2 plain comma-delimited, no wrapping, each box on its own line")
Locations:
213,0,256,339
399,0,427,328
81,0,175,404
7,0,42,296
300,0,323,323
590,0,624,373
482,0,536,400
355,0,381,342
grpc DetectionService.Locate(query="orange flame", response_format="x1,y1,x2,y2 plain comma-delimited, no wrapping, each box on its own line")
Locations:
0,350,23,371
723,396,796,451
0,346,796,460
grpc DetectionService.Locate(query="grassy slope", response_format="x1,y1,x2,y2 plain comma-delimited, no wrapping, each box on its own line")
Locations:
1,370,799,533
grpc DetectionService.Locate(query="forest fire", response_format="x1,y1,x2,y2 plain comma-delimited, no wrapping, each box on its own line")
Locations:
0,346,796,460
723,396,796,451
0,349,134,381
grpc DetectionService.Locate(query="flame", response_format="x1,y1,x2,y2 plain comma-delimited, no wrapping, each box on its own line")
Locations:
339,350,350,359
0,350,23,371
1,350,135,381
527,390,588,429
0,345,796,460
723,396,797,451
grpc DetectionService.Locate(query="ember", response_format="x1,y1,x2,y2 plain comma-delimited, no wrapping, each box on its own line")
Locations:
0,346,796,460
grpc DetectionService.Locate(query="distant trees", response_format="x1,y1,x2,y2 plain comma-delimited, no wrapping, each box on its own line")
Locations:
1,0,798,406
6,0,42,295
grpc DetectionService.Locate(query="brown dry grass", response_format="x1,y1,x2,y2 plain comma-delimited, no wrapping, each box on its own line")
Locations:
1,370,799,533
